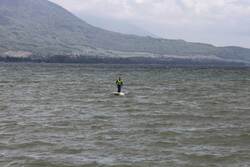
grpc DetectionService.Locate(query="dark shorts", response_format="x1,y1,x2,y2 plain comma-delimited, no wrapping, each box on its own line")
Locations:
117,85,122,92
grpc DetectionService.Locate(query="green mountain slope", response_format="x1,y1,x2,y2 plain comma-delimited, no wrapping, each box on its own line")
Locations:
0,0,250,64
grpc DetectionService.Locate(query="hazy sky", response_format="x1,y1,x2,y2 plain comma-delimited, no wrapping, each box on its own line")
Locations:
49,0,250,48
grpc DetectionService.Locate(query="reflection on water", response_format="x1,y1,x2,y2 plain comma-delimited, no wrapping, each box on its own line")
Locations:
0,63,250,167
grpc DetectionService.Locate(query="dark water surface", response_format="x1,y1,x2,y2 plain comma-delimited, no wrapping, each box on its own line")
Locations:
0,63,250,167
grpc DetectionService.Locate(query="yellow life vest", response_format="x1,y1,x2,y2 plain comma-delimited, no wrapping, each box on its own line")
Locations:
116,79,123,86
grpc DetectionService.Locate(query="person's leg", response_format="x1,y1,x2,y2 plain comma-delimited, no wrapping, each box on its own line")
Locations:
118,85,121,92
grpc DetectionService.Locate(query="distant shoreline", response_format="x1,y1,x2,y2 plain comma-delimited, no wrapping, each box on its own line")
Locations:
0,55,248,68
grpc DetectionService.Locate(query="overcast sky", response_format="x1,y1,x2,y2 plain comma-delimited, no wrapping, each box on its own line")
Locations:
49,0,250,48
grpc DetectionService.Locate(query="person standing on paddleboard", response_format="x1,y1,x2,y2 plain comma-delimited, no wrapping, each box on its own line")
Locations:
116,77,124,93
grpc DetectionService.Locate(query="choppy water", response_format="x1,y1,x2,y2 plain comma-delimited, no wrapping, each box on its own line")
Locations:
0,63,250,167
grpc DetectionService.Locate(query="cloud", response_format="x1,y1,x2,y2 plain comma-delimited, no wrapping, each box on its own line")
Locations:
50,0,250,21
49,0,250,47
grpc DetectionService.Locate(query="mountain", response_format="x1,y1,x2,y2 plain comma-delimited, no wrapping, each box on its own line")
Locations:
0,0,250,66
76,14,157,37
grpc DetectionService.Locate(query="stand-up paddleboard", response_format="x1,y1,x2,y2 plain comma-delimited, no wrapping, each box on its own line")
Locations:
113,92,125,96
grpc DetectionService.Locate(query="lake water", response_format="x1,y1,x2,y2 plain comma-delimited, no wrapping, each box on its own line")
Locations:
0,63,250,167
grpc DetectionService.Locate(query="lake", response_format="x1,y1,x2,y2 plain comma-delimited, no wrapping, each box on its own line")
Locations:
0,63,250,167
